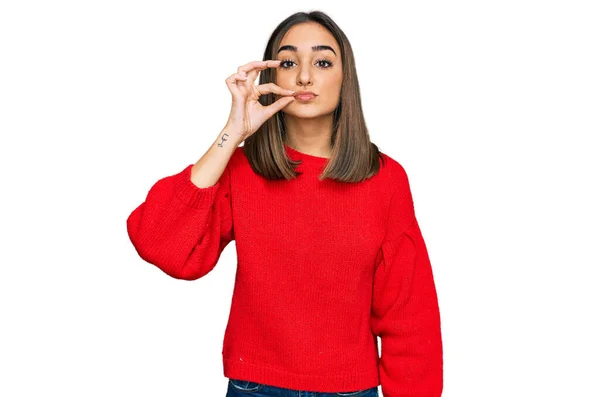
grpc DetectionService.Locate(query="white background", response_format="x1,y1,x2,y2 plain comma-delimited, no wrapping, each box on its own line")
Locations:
1,1,598,396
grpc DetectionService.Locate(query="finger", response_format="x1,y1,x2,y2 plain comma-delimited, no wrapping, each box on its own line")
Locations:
225,73,247,84
225,74,247,94
256,82,295,96
225,74,237,85
225,74,247,98
237,60,281,75
265,95,296,117
239,60,281,84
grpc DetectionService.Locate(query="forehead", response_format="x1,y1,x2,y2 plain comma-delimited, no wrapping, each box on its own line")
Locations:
279,23,339,53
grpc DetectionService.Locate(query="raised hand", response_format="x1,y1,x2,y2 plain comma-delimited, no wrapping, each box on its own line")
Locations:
223,60,296,141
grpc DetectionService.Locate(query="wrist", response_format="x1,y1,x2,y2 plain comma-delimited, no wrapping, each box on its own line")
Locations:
215,127,243,149
222,126,246,144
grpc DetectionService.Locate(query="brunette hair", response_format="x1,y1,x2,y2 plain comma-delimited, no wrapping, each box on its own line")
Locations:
243,10,386,182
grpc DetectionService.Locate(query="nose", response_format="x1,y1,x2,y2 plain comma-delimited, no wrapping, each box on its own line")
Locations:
296,61,313,87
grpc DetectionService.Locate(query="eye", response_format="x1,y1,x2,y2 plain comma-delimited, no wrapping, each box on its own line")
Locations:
316,58,334,68
279,58,334,69
280,59,295,69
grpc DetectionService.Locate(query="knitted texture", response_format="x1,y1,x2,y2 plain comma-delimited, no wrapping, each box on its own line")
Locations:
126,144,443,396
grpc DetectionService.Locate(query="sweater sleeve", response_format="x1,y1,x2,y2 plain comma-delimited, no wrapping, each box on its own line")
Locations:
370,163,443,397
126,163,234,280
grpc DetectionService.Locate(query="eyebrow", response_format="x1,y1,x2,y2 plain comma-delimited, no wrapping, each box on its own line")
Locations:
277,44,337,56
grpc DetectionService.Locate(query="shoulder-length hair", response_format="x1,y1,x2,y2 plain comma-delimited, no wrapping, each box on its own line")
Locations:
243,10,386,183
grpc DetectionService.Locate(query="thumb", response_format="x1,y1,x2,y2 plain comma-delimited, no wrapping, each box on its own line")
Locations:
265,96,296,117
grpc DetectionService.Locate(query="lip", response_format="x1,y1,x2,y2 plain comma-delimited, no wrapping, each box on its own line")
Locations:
294,91,317,101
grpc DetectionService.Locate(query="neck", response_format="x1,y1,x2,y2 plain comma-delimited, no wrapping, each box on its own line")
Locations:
282,113,334,158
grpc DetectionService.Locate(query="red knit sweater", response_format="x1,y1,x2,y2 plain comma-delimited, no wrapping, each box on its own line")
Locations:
126,143,443,396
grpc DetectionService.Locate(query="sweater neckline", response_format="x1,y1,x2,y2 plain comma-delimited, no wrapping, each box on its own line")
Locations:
284,144,330,167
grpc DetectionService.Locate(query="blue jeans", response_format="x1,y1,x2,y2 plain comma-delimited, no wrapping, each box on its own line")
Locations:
226,378,379,397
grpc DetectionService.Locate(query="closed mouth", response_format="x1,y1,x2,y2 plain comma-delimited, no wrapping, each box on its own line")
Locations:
294,92,317,100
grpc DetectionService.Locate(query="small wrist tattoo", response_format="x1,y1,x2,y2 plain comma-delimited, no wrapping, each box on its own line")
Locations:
217,133,229,147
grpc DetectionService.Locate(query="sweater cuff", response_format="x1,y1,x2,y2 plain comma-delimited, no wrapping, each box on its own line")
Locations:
172,164,221,210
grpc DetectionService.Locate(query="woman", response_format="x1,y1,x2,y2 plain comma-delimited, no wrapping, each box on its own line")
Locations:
126,10,443,397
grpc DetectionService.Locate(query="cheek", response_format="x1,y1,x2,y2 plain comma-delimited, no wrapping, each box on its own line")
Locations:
321,77,342,103
324,73,343,93
275,74,294,87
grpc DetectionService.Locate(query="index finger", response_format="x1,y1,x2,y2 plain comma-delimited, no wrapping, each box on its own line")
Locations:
238,60,281,74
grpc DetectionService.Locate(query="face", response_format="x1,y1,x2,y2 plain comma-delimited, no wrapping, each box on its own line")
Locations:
275,22,343,119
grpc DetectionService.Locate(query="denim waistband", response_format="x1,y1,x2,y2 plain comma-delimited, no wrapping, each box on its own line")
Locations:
226,377,379,397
